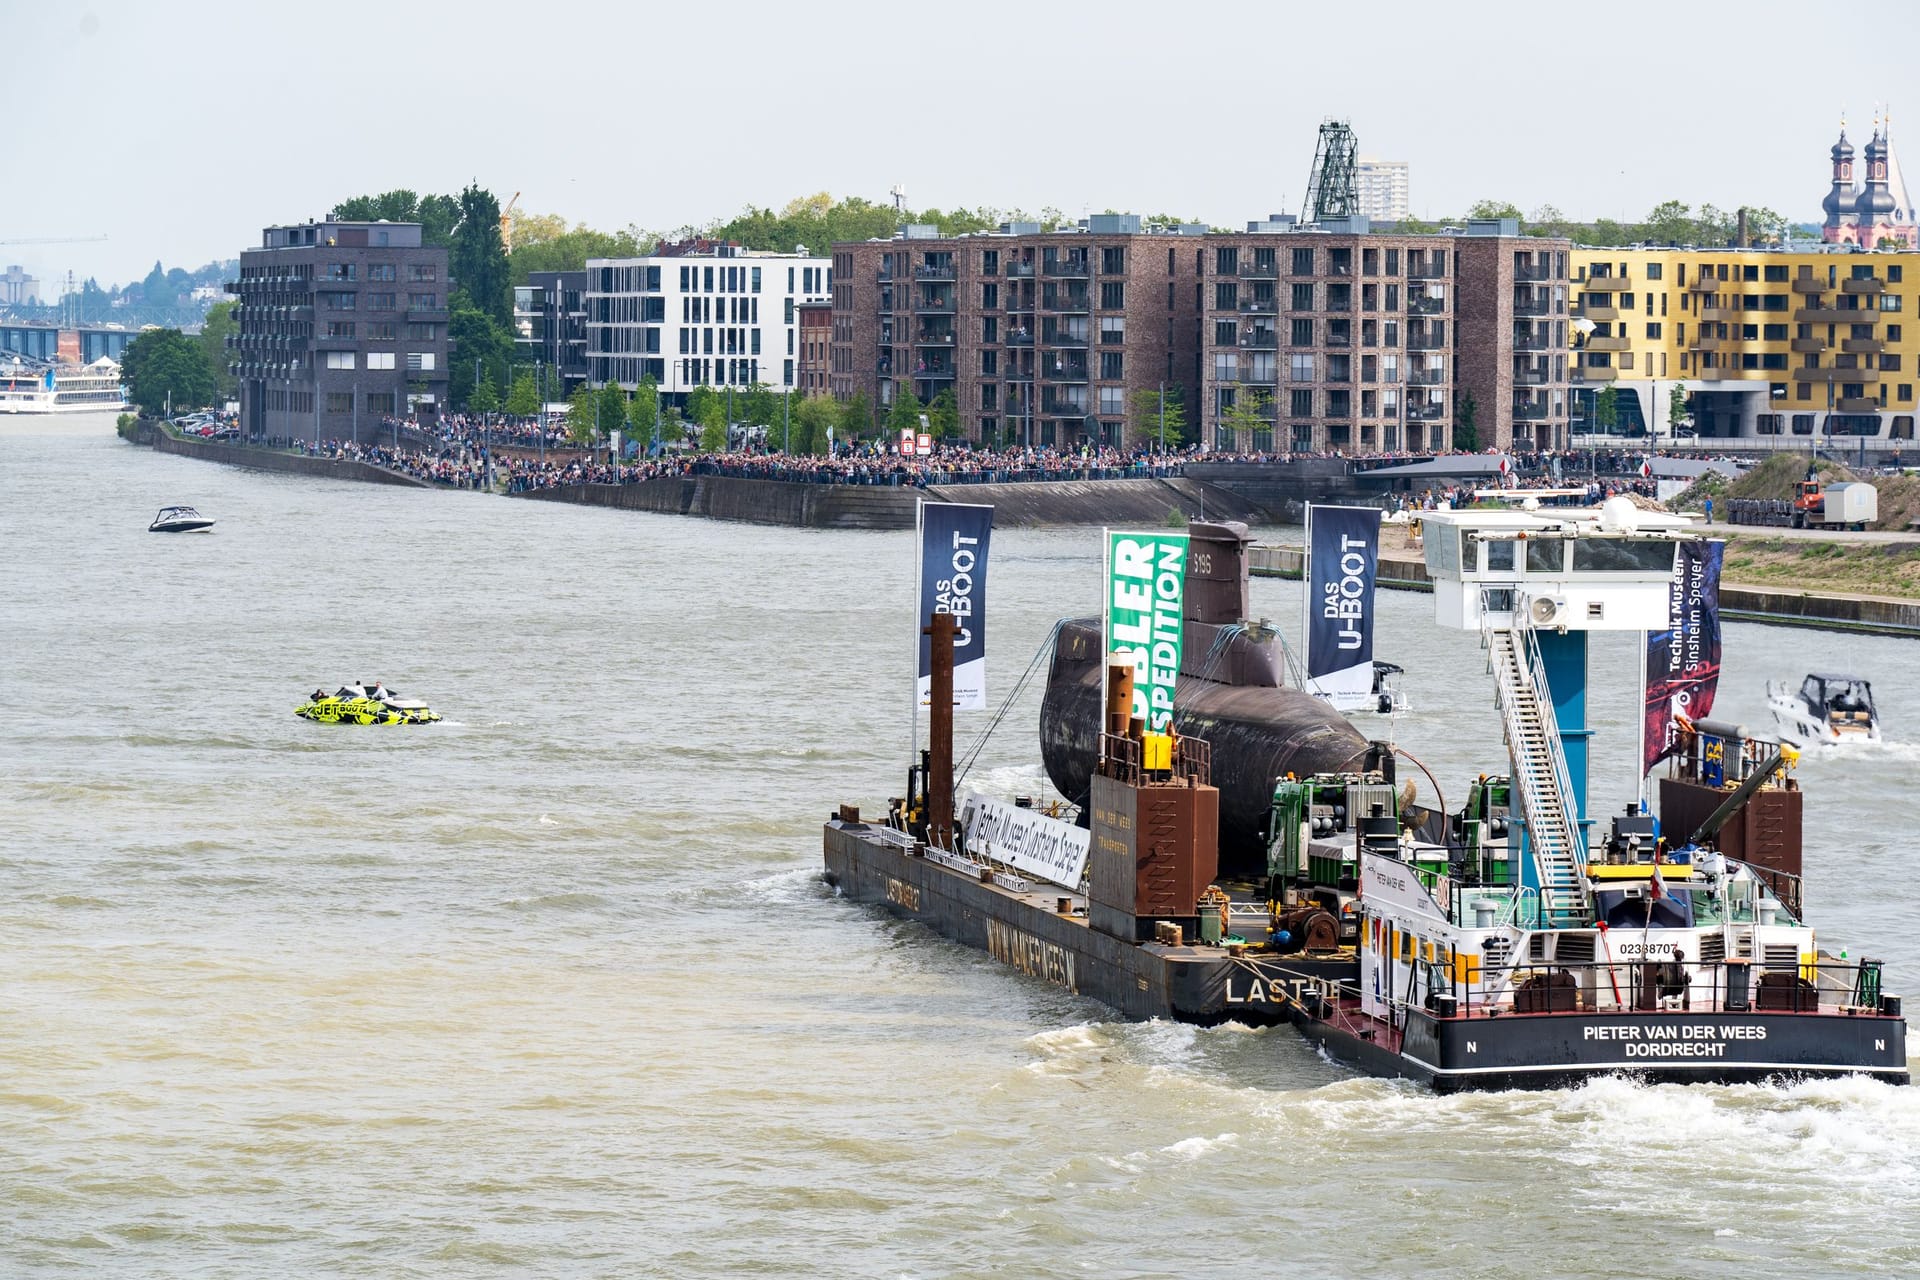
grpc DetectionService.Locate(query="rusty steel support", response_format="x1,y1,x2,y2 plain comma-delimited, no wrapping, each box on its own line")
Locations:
925,612,956,850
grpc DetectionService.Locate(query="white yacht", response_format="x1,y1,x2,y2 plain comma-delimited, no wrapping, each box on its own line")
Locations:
1767,673,1880,747
149,506,216,533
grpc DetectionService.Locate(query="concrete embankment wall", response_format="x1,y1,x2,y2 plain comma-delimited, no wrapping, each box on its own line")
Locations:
517,475,1265,530
148,428,432,488
1185,460,1373,524
1251,544,1920,637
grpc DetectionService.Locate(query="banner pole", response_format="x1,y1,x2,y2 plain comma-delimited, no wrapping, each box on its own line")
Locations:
1300,503,1313,695
1638,628,1650,812
913,499,923,774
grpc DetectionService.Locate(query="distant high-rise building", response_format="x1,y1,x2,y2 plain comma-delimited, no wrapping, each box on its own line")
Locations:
1356,159,1411,223
1,264,39,307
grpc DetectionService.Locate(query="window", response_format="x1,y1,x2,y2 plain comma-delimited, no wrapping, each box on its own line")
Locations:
1100,316,1125,344
1291,248,1315,276
1763,323,1787,341
366,322,396,341
321,263,357,282
1363,248,1379,276
367,264,396,282
1792,414,1815,435
1214,320,1237,347
982,250,999,276
366,352,395,370
1216,246,1239,275
1101,246,1126,274
1290,317,1314,346
1891,325,1905,342
408,264,437,282
365,392,396,415
1290,388,1313,416
1099,385,1126,414
325,392,354,414
1903,384,1916,403
408,293,438,311
1756,413,1784,434
1525,540,1564,573
1100,351,1123,378
1290,353,1315,381
321,291,356,310
1100,281,1125,309
1645,322,1662,340
406,352,436,371
404,323,437,340
368,292,395,310
752,267,762,292
1486,540,1515,571
324,322,355,339
1572,540,1677,573
1646,262,1663,280
1216,282,1238,310
1892,266,1906,284
1292,282,1314,311
1894,415,1916,438
1883,294,1903,312
325,351,355,369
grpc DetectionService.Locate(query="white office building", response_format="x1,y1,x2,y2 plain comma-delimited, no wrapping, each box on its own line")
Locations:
1356,159,1411,223
583,241,831,396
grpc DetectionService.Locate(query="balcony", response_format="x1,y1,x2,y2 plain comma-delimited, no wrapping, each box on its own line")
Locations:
915,365,957,381
1239,300,1278,314
405,306,449,319
1513,332,1557,351
1687,276,1718,292
1232,368,1278,384
1007,262,1035,278
1690,337,1727,352
1407,296,1447,315
914,264,956,281
1576,364,1618,382
1239,260,1281,279
914,293,956,313
1004,298,1034,315
1790,337,1827,354
1407,368,1446,385
1043,293,1090,313
1796,307,1865,324
1512,365,1552,385
1838,396,1882,412
1843,337,1885,354
1406,333,1447,351
1408,265,1446,280
1699,307,1737,323
1046,363,1090,382
1514,263,1554,282
1042,331,1089,348
876,359,894,375
1577,304,1619,322
1241,332,1279,350
914,331,956,346
1795,365,1880,382
1792,276,1826,294
1041,399,1089,416
1406,403,1447,421
1586,335,1632,352
1512,400,1553,420
1005,332,1034,346
1842,276,1885,294
1581,274,1632,293
1042,259,1090,278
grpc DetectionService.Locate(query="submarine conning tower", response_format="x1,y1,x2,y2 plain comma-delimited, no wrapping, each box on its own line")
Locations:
1184,521,1255,626
1087,661,1223,943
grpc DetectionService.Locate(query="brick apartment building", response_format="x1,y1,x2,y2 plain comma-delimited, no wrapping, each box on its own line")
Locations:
832,215,1570,454
830,215,1206,446
797,300,831,396
1200,217,1572,455
227,219,450,441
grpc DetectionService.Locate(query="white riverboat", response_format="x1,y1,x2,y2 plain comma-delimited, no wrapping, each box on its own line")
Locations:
0,356,128,414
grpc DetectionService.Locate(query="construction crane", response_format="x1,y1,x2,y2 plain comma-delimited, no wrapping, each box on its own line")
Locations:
1300,120,1360,225
0,235,108,246
499,193,522,252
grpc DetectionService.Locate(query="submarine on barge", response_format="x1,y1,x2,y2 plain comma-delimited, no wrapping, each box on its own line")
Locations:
1039,521,1369,877
824,514,1907,1091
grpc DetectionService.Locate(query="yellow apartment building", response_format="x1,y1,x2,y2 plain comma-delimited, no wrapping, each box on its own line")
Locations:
1570,247,1919,450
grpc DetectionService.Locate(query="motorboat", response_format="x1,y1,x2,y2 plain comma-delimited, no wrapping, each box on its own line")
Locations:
149,505,215,533
296,683,441,726
1767,673,1880,747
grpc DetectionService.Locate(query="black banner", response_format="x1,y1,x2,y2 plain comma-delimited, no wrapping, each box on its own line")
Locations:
917,503,993,709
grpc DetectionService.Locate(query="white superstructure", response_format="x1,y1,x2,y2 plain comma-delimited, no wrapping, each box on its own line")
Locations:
584,243,832,396
0,356,127,414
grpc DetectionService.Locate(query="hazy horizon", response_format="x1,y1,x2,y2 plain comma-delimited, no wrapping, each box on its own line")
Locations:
8,0,1918,291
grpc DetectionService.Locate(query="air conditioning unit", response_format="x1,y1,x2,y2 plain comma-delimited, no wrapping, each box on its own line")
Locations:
1528,595,1569,628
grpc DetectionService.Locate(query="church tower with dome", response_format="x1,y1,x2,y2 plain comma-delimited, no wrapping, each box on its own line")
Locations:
1823,112,1918,247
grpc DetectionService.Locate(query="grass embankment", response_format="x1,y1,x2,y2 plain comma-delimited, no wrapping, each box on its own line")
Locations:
1718,538,1920,598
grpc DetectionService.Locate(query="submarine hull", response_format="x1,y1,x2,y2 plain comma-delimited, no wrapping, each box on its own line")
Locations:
1039,619,1368,877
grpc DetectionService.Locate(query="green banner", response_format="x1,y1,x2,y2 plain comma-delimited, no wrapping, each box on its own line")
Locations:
1105,531,1188,733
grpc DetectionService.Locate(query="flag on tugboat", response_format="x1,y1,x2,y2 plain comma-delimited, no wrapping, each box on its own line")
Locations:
1642,539,1725,775
1649,847,1666,900
917,502,993,710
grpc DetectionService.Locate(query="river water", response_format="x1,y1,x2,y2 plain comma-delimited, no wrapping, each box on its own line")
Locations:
4,415,1918,1278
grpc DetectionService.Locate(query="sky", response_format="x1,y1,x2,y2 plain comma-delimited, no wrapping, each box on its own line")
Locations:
7,0,1919,290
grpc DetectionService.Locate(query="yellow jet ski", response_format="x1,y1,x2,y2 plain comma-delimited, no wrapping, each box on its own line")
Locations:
295,682,441,725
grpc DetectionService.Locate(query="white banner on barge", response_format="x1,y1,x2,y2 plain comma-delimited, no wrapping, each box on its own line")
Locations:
958,791,1090,888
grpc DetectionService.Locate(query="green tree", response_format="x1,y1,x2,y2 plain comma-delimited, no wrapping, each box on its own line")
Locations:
927,386,960,440
508,215,650,284
141,260,178,310
448,299,515,410
1130,385,1188,449
597,382,628,441
566,385,596,443
451,184,511,326
685,385,718,435
739,380,778,430
627,375,660,446
469,373,500,415
1453,391,1479,452
1218,390,1273,453
328,190,459,247
696,392,729,451
1642,200,1696,246
506,371,540,419
838,390,874,442
1667,382,1691,434
196,300,238,400
1596,385,1621,432
793,394,838,454
887,389,925,440
120,328,218,416
1467,200,1524,221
